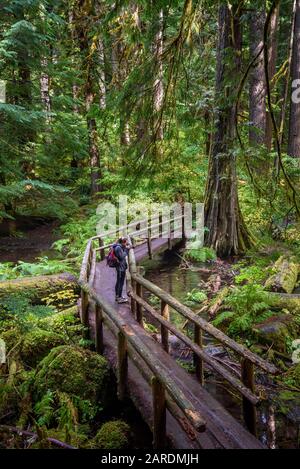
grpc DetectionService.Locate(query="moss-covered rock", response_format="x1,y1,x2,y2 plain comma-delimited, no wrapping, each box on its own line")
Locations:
93,420,130,449
265,256,299,294
253,314,297,352
1,328,65,367
38,307,83,339
34,346,110,408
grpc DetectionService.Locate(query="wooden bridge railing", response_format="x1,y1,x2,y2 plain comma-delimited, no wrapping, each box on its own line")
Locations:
79,215,278,445
79,216,208,448
125,231,278,438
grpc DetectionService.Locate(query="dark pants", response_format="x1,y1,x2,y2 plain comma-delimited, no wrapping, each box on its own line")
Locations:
115,270,126,298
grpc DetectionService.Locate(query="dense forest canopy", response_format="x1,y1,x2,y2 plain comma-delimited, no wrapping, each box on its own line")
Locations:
0,0,299,257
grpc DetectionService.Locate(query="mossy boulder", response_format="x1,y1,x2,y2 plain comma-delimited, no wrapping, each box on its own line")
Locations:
265,256,299,294
93,420,130,449
38,307,83,338
34,346,111,408
0,328,65,367
253,314,297,352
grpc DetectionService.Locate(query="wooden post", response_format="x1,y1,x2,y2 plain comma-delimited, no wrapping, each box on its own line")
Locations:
95,303,104,354
147,228,153,259
194,325,204,385
152,376,166,449
161,301,169,353
131,278,137,316
117,331,128,401
159,213,163,238
182,206,186,241
136,282,143,326
81,289,89,338
241,358,257,437
99,238,105,261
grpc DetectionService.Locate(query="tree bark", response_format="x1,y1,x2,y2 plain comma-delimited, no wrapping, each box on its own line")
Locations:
265,4,280,150
153,9,164,142
288,0,300,157
249,6,267,146
74,0,103,194
204,3,251,258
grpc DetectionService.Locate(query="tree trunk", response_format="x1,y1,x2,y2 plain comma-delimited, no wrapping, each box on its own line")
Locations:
86,89,102,195
276,0,296,171
74,0,103,194
204,3,251,258
98,37,106,110
249,6,267,146
153,9,164,142
288,0,300,157
265,4,280,150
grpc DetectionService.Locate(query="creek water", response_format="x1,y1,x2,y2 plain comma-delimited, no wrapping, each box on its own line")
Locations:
142,250,300,449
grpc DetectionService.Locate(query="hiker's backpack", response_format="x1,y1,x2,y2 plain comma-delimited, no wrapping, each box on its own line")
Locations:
107,245,119,268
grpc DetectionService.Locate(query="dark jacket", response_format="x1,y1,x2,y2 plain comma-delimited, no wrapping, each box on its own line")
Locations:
114,243,128,272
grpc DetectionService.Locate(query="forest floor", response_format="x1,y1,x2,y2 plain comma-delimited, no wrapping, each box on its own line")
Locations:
0,218,59,263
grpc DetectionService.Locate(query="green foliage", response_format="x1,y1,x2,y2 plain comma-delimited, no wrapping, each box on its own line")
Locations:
212,284,276,338
184,288,208,304
185,247,216,263
93,421,130,449
235,263,273,285
0,257,76,281
34,346,110,409
0,294,55,334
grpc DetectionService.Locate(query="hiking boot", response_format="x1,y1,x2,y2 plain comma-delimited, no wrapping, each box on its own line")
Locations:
117,297,128,304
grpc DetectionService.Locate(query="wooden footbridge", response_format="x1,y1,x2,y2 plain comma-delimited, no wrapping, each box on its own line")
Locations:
79,215,278,449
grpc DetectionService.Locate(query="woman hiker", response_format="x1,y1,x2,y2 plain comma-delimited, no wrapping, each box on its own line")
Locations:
113,237,133,304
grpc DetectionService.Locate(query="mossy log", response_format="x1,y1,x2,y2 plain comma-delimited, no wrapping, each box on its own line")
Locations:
265,256,299,294
0,273,80,302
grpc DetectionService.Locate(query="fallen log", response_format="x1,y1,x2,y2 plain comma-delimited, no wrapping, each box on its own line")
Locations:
208,287,229,318
0,425,77,449
265,256,299,294
0,273,80,303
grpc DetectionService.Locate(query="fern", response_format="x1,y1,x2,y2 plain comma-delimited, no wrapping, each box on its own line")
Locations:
34,391,55,427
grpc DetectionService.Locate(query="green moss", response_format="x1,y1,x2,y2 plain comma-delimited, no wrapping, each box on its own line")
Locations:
38,307,83,337
265,256,299,294
282,363,300,389
34,346,110,408
93,420,130,449
1,328,66,367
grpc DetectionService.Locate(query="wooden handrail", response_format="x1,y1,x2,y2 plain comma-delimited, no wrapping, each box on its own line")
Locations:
78,279,206,434
79,239,92,283
129,291,259,405
130,272,278,375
